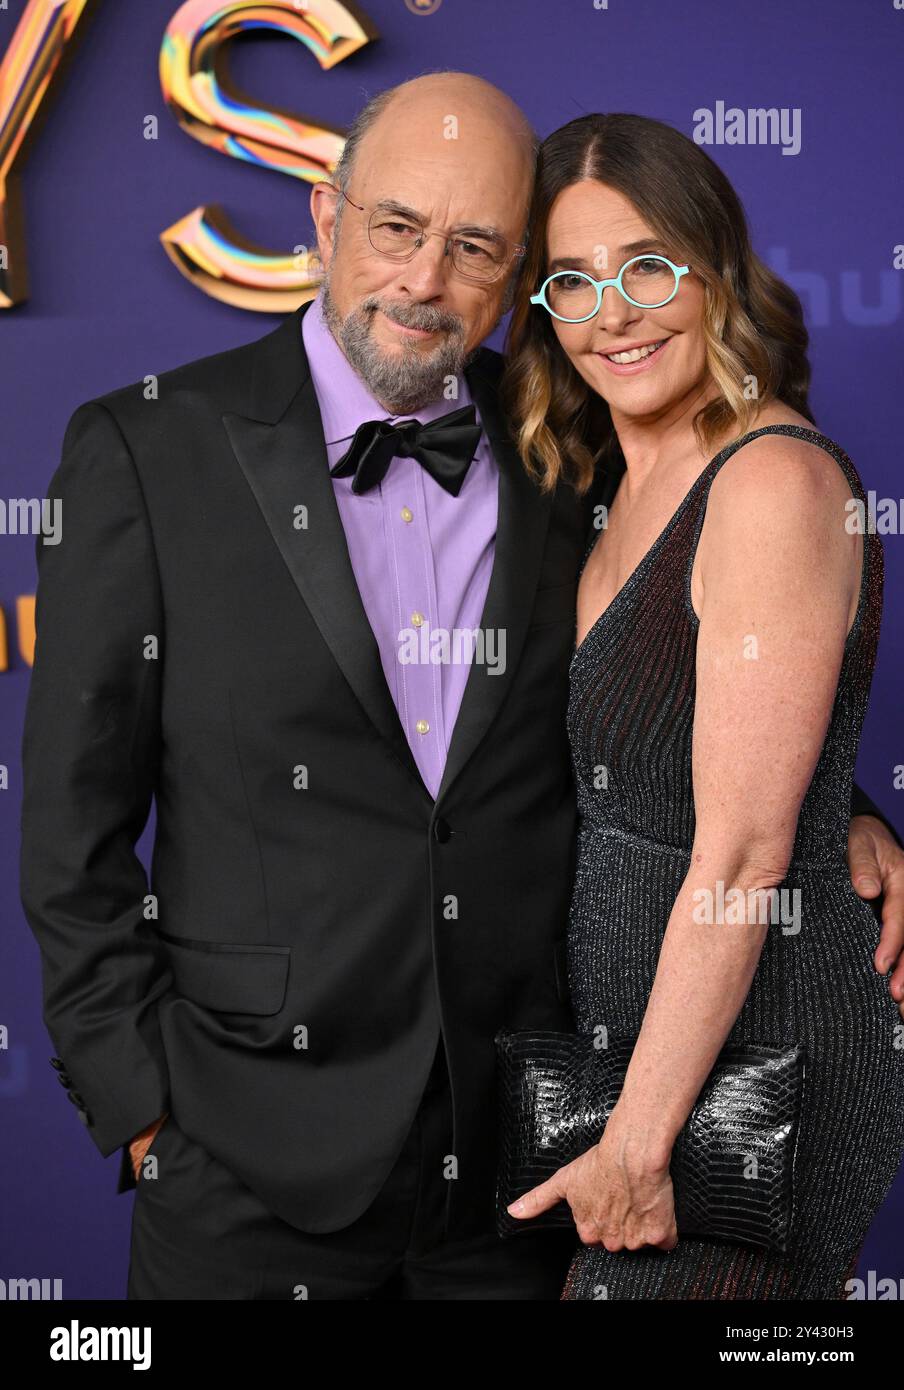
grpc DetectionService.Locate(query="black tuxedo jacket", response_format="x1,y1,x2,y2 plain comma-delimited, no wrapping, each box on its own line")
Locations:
20,301,893,1240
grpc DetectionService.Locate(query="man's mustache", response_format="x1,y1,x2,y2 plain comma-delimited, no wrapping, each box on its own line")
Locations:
362,298,464,337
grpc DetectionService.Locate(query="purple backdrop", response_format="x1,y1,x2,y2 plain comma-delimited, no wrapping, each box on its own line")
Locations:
1,0,901,1298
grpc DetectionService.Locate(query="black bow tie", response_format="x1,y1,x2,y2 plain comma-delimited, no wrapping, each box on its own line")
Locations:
329,404,482,497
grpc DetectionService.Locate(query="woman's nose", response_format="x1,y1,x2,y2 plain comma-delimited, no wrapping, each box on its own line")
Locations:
595,283,640,335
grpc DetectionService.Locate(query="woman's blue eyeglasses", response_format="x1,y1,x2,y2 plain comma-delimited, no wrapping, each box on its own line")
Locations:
531,254,691,323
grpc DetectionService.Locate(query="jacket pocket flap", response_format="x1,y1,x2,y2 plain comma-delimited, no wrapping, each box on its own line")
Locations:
159,932,290,1016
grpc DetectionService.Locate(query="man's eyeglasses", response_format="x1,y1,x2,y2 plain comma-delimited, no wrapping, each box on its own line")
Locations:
531,255,691,322
323,183,526,284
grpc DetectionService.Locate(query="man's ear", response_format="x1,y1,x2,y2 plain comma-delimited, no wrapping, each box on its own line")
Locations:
310,184,338,270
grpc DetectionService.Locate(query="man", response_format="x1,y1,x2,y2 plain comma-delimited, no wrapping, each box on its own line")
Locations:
20,72,904,1300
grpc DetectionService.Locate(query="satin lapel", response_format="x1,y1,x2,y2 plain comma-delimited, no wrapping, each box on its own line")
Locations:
434,352,554,806
222,305,431,800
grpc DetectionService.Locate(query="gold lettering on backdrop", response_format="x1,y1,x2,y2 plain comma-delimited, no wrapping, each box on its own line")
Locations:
159,0,379,311
16,594,34,665
2,3,382,645
0,0,99,309
0,597,35,669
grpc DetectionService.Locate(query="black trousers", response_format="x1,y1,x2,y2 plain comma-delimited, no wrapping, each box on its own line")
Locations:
126,1040,576,1299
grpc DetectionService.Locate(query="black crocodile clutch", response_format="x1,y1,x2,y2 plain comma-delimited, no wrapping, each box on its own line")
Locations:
495,1030,805,1252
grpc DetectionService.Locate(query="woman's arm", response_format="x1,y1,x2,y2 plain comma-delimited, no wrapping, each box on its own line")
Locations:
508,433,866,1245
613,433,862,1155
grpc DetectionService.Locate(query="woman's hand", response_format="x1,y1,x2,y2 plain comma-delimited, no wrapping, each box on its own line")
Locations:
506,1109,678,1252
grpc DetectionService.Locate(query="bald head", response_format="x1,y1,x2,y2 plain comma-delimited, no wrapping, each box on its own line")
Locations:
335,72,536,217
309,71,536,413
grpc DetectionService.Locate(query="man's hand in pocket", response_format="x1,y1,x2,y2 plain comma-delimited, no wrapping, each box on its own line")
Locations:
129,1113,169,1181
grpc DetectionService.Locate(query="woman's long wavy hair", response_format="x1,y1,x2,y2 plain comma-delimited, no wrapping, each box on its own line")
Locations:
502,113,814,495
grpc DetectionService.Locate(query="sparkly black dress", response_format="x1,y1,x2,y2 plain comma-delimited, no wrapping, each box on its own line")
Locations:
562,424,904,1300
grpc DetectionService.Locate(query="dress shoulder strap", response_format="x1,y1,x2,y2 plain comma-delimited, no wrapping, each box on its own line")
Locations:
683,423,879,645
700,422,867,506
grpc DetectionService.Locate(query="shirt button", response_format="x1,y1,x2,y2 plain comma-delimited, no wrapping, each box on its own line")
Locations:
400,506,413,522
415,719,430,735
411,611,425,627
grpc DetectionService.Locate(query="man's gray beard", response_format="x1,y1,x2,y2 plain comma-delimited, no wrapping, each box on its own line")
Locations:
320,274,481,416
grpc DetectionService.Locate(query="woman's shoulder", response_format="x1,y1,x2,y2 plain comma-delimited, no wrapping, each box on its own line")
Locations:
694,413,864,617
705,410,860,527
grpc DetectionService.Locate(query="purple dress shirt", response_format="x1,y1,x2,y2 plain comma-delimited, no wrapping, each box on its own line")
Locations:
302,291,499,798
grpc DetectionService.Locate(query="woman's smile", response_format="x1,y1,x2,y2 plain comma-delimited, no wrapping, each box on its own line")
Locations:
595,336,671,374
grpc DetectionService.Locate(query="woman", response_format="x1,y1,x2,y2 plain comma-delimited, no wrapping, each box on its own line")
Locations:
501,112,904,1299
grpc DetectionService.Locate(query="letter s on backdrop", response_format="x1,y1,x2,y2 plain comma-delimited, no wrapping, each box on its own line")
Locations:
158,0,378,311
